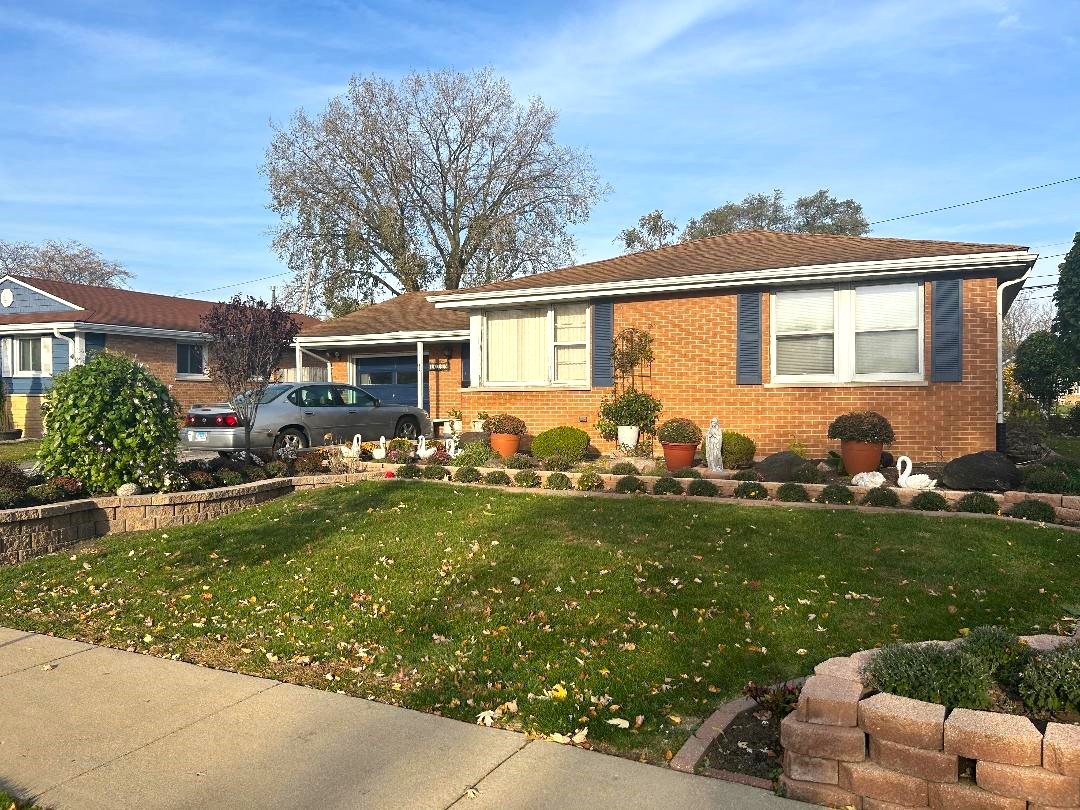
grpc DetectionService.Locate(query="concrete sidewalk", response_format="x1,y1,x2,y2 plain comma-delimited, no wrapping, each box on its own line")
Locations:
0,628,801,809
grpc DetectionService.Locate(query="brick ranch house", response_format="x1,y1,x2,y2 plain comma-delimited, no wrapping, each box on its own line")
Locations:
294,231,1038,459
0,275,315,438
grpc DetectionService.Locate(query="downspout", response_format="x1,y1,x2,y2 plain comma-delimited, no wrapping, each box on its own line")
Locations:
52,328,76,365
294,343,333,382
996,266,1034,450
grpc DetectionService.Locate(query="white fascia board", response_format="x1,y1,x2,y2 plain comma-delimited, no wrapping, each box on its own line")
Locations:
294,329,470,347
0,321,209,340
0,275,85,310
427,251,1038,308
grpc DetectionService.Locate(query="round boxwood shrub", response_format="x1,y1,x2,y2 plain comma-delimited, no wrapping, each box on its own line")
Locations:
396,463,423,479
792,465,826,484
956,491,1000,515
543,455,574,472
818,483,854,505
910,491,948,511
827,411,895,445
264,460,290,478
27,483,65,505
483,414,526,436
422,464,449,480
454,441,496,468
733,480,768,499
514,469,541,488
776,482,809,502
545,471,572,490
722,431,756,468
1008,498,1056,522
0,488,30,509
615,474,646,494
733,469,759,481
658,418,702,445
504,453,535,470
610,461,638,476
185,469,215,490
1022,466,1069,494
38,352,180,493
576,470,604,491
452,466,481,483
0,460,29,493
651,476,684,495
214,470,244,487
482,470,512,486
862,486,900,508
670,467,702,479
530,426,590,463
686,478,718,497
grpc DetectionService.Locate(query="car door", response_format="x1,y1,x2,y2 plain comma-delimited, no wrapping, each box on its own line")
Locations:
292,384,344,445
334,385,381,441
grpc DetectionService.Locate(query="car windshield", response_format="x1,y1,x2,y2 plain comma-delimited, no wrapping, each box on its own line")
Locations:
257,384,292,404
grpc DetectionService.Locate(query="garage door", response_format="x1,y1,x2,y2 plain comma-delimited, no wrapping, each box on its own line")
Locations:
354,355,428,410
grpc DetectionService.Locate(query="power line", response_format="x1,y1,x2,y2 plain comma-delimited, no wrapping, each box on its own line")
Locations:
870,175,1080,225
178,271,292,297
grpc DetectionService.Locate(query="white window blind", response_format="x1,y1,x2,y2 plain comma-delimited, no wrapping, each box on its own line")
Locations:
553,304,588,383
485,308,547,384
774,288,835,376
854,284,920,375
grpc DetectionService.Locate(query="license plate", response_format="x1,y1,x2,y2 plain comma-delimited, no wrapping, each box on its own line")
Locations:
188,431,208,442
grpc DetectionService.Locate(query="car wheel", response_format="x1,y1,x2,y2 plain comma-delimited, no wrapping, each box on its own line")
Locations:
273,428,308,453
394,417,420,440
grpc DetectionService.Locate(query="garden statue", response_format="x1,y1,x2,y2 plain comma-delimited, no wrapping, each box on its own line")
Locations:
896,456,937,489
444,436,461,459
705,417,724,471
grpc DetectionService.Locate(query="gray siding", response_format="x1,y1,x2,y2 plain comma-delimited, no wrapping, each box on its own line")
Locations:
0,279,80,314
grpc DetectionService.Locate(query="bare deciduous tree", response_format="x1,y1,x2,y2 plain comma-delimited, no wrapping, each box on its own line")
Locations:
264,68,606,314
0,239,133,287
1003,290,1055,362
616,209,678,254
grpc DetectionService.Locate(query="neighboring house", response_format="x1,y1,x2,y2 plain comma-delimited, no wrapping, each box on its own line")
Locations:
0,275,313,437
296,231,1037,459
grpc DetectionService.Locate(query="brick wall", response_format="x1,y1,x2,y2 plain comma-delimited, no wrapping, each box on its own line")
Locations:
105,335,229,412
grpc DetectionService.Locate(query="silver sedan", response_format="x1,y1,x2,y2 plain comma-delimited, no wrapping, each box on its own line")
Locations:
180,382,433,454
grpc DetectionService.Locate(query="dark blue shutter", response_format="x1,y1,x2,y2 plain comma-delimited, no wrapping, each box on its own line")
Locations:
931,279,962,382
736,292,762,385
459,343,470,388
591,299,614,387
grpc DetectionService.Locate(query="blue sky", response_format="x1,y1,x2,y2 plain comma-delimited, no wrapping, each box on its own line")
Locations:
0,0,1076,305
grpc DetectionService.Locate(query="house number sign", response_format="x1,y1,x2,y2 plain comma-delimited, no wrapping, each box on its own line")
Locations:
429,360,450,371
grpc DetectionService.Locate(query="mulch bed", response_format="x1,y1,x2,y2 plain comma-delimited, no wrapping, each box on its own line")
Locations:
699,702,785,782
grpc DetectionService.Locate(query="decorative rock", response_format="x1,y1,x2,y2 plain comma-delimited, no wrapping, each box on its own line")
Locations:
941,451,1020,492
944,708,1042,767
928,780,1025,810
839,760,929,807
1044,723,1080,778
797,674,866,726
116,482,141,497
754,451,815,482
779,774,861,809
871,736,959,783
782,712,867,762
859,692,946,750
1021,634,1074,652
975,760,1080,806
785,750,839,785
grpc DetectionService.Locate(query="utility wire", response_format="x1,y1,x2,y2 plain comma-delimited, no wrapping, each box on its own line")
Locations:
869,175,1080,225
178,271,292,297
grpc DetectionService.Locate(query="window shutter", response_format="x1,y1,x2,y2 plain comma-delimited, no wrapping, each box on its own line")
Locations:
736,292,762,385
931,279,962,382
591,299,614,387
41,336,53,376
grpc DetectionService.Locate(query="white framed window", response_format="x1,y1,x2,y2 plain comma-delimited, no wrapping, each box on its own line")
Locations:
483,303,590,387
771,282,923,384
176,343,208,379
11,336,51,377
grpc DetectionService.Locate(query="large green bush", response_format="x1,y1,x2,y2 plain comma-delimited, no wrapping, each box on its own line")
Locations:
530,426,590,463
39,353,180,493
722,431,756,468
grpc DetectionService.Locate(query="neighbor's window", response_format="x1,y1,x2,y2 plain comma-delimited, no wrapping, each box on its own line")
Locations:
176,343,206,376
483,303,589,386
771,283,922,383
15,337,44,374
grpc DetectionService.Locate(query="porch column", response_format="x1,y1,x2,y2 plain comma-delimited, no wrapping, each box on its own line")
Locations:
416,340,425,409
294,343,302,382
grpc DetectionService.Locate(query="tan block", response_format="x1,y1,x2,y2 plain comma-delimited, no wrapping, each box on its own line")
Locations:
944,709,1042,766
785,750,839,785
864,800,922,810
928,780,1025,810
779,774,862,809
1045,723,1080,778
839,760,928,807
798,674,867,726
975,760,1080,806
871,736,959,783
859,693,945,750
782,712,867,762
1062,495,1080,510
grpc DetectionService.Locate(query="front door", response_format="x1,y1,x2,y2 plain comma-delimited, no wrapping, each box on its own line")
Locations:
354,355,428,410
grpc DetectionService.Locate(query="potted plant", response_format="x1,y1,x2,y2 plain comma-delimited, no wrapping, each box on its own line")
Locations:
484,414,527,458
447,408,464,434
658,418,703,471
597,389,662,452
827,411,895,475
471,411,489,432
0,381,21,441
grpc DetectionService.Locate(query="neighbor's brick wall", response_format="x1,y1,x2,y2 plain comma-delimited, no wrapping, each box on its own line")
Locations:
106,335,229,412
460,276,1000,459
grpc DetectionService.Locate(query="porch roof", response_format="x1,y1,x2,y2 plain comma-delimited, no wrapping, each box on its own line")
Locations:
298,291,469,345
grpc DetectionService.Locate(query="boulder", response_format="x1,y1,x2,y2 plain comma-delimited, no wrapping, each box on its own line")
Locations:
755,451,814,482
1005,422,1049,463
941,451,1020,492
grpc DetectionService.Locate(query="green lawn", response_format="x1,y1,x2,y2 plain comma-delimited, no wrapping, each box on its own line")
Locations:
0,440,39,464
1049,433,1080,463
1,482,1077,762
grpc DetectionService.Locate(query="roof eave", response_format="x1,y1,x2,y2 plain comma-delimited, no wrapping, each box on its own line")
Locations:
295,329,470,347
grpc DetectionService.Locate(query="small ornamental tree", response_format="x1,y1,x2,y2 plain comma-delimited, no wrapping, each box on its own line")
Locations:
1053,231,1080,378
38,352,180,492
1012,331,1072,416
201,295,301,454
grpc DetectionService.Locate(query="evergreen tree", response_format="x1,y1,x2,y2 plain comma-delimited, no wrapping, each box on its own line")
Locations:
1052,231,1080,379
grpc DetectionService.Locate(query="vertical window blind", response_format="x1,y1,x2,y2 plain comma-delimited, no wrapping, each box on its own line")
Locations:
553,304,587,383
485,308,547,384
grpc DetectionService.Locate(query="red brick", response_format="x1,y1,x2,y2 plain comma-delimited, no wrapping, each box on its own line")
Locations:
779,774,862,809
859,693,945,750
870,737,959,783
975,760,1080,806
944,709,1042,767
839,760,928,807
1045,723,1080,778
928,781,1025,810
782,712,867,762
798,674,867,727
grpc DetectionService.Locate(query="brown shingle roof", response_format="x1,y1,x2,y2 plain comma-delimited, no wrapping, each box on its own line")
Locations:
0,276,317,332
435,231,1029,296
301,291,468,337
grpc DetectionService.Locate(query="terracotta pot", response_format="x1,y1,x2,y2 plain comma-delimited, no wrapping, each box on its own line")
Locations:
840,440,883,475
490,432,521,458
661,442,697,472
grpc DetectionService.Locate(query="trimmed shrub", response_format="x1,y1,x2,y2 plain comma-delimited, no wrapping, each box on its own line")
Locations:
264,460,290,478
504,453,535,470
214,470,244,487
651,477,684,495
733,481,768,500
910,491,948,511
1008,498,1056,522
670,467,702,479
792,465,826,484
956,491,1000,515
483,414,526,436
185,470,215,490
0,488,30,509
596,388,662,440
453,441,496,468
658,418,702,445
733,469,759,481
422,464,448,480
576,470,604,491
614,474,646,494
776,482,809,502
452,466,481,483
959,626,1032,686
530,426,590,463
395,463,423,479
722,431,756,468
1018,642,1080,713
427,448,453,466
27,483,64,505
483,470,513,486
543,455,574,472
1023,466,1070,494
545,472,572,490
610,461,639,476
0,460,29,492
293,452,327,475
513,469,540,488
48,475,85,498
686,478,718,497
818,484,853,505
862,644,993,710
862,487,900,508
827,411,895,445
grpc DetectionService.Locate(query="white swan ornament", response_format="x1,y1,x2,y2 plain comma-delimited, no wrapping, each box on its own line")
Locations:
896,456,936,490
341,434,363,458
371,436,387,460
851,471,886,488
416,435,437,461
444,436,461,459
